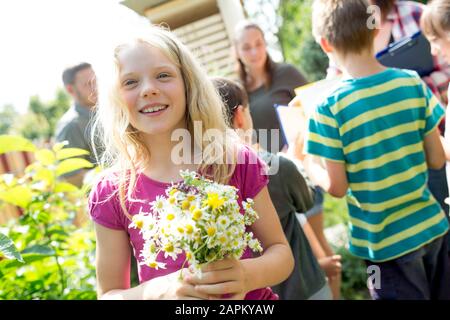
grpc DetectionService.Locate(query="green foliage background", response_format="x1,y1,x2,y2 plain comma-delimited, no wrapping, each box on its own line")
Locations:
0,136,96,299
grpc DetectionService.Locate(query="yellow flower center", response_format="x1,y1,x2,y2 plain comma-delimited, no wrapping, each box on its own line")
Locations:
181,200,190,210
169,189,178,196
148,261,158,268
204,193,225,210
169,196,176,204
192,209,202,221
134,219,144,229
166,213,175,221
207,226,216,237
185,224,193,234
164,243,174,252
177,226,184,234
187,195,196,201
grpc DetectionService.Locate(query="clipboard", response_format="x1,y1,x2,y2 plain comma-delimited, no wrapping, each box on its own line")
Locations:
293,78,341,117
376,31,434,77
274,104,307,148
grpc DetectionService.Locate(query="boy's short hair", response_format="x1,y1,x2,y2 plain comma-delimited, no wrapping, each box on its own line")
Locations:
211,77,249,125
421,0,450,40
62,62,92,86
312,0,375,55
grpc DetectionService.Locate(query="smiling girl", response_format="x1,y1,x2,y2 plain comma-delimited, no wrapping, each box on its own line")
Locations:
88,26,293,300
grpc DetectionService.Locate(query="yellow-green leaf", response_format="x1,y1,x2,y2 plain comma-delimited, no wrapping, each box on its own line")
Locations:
56,158,93,176
54,182,78,193
0,186,32,208
56,148,90,161
34,168,54,185
35,149,56,166
52,141,69,153
0,135,36,154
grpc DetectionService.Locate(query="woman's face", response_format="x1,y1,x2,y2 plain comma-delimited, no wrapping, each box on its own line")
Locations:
117,43,187,137
235,27,267,71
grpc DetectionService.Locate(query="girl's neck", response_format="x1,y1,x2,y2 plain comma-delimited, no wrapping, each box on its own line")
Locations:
141,132,199,183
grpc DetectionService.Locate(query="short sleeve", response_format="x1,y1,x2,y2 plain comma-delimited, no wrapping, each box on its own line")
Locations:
56,121,87,150
281,157,314,213
283,64,308,94
88,175,127,230
305,103,345,162
423,82,445,135
236,145,269,199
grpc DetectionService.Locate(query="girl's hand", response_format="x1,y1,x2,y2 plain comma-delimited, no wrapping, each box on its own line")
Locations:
319,255,342,278
143,268,211,300
185,258,249,300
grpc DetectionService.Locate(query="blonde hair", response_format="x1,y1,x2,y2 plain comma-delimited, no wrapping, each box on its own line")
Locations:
421,0,450,40
92,25,238,219
312,0,375,56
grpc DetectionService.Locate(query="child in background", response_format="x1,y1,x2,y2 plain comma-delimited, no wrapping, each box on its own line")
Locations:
88,26,293,300
212,77,333,300
302,0,450,300
421,0,450,252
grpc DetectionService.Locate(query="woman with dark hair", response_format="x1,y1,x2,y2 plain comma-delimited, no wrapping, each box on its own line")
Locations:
233,21,308,153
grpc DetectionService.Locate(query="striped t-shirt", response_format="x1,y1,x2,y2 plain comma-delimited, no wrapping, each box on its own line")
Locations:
306,68,448,262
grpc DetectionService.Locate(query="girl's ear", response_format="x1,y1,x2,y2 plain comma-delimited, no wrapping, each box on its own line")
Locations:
232,105,246,129
319,37,334,53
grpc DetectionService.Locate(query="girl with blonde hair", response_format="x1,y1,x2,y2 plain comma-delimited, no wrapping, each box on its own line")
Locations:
88,25,293,300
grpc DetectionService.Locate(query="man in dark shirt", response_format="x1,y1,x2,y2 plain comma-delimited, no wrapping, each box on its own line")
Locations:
55,62,97,187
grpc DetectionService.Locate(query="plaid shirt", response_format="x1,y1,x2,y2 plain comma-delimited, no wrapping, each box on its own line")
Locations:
327,1,450,104
389,1,450,104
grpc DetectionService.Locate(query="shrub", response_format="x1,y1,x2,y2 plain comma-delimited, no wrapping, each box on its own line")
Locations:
0,135,97,299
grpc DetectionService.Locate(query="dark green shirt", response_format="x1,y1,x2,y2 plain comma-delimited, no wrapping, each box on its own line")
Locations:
249,63,307,152
55,103,96,172
258,150,327,299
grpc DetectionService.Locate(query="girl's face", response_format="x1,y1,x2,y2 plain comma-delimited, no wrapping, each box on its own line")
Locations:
430,36,450,65
118,44,187,137
235,28,267,70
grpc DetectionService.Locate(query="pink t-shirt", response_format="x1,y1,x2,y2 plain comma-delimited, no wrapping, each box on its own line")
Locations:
88,145,278,300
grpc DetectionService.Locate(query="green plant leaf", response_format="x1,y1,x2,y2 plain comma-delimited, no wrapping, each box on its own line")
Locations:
0,135,36,154
35,149,56,166
56,148,90,161
0,233,24,262
21,244,55,256
0,185,33,208
34,168,54,185
54,182,78,193
0,252,53,270
52,141,69,153
56,158,93,176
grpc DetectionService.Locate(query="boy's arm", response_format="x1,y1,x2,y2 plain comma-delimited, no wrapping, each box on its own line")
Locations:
303,155,348,198
424,128,446,169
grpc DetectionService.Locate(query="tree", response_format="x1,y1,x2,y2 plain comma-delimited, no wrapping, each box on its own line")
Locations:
0,105,18,135
277,0,328,81
11,89,70,142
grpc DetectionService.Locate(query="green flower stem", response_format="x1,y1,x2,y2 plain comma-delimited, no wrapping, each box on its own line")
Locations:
43,221,66,298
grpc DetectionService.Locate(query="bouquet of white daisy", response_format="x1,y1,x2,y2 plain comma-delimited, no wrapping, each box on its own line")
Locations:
129,170,263,277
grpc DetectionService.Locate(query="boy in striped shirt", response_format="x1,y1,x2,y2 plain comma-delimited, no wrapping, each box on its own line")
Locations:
303,0,450,299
